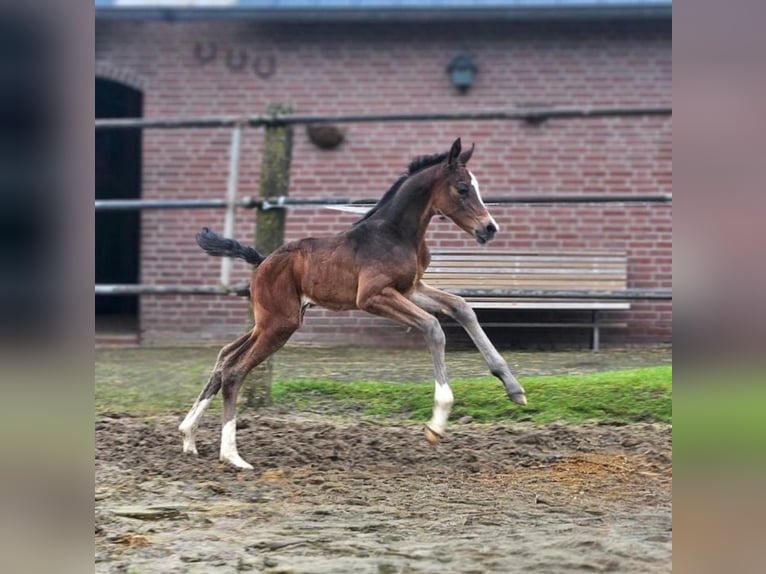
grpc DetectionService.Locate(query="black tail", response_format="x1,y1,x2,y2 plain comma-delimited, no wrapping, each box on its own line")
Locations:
196,228,264,266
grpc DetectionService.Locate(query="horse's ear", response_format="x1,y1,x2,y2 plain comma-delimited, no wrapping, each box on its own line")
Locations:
459,142,475,165
448,138,462,166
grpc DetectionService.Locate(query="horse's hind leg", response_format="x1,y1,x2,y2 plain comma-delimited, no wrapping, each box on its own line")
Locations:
218,316,300,470
179,370,221,455
179,332,251,455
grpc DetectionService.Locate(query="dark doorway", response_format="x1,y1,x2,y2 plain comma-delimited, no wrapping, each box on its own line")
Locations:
95,78,142,334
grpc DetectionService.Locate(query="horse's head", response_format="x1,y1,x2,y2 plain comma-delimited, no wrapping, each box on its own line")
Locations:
433,138,499,245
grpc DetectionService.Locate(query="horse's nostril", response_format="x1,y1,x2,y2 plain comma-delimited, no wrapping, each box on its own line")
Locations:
486,223,497,234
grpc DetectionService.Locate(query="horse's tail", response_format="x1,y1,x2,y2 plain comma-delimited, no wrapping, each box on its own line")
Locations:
196,227,264,266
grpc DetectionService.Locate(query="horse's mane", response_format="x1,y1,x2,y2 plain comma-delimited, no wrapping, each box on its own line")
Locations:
354,150,448,224
407,151,449,174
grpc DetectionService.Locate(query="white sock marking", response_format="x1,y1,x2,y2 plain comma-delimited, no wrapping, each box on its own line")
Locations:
179,398,211,454
220,419,238,459
428,382,454,436
179,398,210,433
469,170,500,232
220,419,253,469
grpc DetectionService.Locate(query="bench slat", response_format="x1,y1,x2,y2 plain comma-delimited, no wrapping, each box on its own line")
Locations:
424,269,625,283
426,263,625,274
430,257,625,265
424,275,625,291
462,300,631,310
426,266,626,273
431,253,625,263
432,251,627,258
443,321,629,328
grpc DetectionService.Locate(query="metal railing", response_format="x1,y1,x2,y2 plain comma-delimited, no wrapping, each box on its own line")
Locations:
95,106,671,130
95,105,672,299
95,193,672,212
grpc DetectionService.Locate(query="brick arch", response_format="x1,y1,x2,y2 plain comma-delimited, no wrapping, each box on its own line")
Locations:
95,62,146,92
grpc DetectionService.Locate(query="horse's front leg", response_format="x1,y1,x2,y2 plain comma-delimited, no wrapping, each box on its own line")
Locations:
357,286,453,443
410,282,527,405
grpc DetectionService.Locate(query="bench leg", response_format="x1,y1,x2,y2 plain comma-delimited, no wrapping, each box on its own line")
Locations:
592,311,601,352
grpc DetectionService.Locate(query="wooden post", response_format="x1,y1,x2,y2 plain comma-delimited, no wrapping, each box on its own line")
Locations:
245,103,294,408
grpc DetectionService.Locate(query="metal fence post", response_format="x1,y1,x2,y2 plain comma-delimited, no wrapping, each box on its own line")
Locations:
219,121,244,289
245,102,294,409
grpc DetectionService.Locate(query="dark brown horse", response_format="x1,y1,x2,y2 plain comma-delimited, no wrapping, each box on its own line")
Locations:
180,138,527,469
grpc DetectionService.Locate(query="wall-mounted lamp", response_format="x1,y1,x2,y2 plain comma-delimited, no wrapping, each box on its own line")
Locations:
446,52,477,95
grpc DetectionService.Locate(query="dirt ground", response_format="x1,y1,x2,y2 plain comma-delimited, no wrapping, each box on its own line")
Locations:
95,411,671,573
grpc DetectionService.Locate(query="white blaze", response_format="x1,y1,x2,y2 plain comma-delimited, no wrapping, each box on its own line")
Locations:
469,171,499,232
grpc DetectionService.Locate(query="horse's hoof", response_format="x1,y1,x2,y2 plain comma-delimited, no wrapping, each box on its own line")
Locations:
181,436,198,455
509,392,527,406
220,455,254,470
424,426,443,445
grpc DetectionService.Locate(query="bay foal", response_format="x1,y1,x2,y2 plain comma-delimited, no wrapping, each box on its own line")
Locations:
180,138,527,469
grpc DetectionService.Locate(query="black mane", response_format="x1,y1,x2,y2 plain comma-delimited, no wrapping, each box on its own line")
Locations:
354,149,448,224
407,151,449,175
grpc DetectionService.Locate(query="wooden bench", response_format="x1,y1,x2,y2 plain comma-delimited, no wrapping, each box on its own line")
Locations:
423,250,630,350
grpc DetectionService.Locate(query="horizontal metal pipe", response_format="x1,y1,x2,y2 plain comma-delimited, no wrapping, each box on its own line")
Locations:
95,116,248,130
97,6,672,24
259,194,673,210
282,107,672,126
482,194,673,205
95,283,249,295
95,194,671,211
446,288,673,300
96,284,670,300
94,198,257,210
95,106,671,130
260,194,673,209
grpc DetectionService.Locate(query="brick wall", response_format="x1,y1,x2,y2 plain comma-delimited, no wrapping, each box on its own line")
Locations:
95,18,672,348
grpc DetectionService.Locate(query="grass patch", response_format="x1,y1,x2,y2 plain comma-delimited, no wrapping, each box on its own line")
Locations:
96,346,670,425
272,366,671,425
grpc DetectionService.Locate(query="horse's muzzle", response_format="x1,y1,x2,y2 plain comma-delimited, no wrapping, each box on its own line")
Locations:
474,222,497,245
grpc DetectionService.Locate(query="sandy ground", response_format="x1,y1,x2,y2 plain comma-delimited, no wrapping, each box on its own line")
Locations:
95,412,671,573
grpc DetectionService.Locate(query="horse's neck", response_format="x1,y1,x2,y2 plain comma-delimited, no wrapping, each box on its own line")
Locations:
374,169,436,246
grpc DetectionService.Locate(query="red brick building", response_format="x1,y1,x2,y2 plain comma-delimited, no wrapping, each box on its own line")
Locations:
95,1,672,348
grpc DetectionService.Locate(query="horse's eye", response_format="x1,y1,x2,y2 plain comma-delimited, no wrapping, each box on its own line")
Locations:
457,185,470,196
